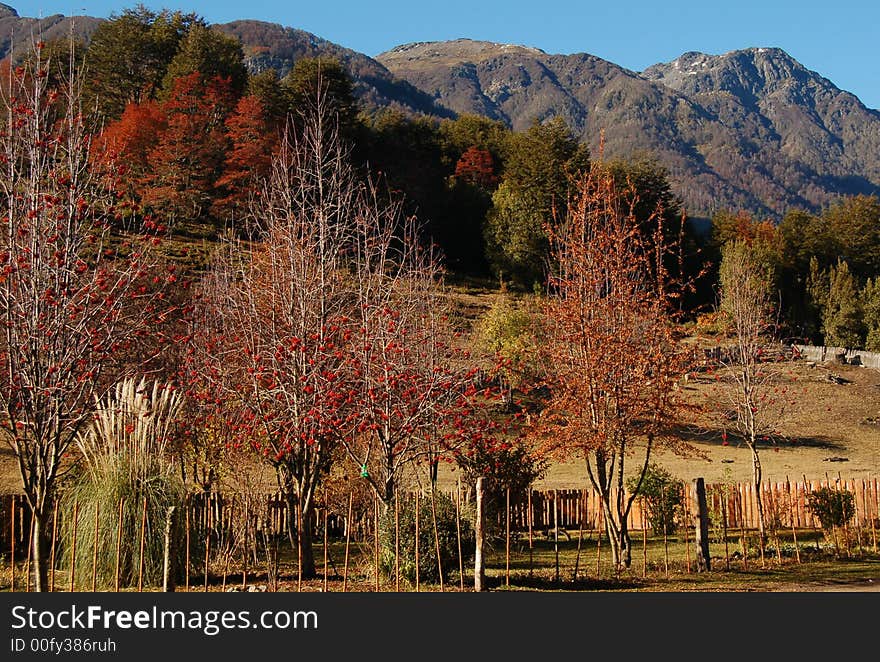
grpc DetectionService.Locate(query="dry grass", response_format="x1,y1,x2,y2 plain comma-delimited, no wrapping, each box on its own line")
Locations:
538,359,880,489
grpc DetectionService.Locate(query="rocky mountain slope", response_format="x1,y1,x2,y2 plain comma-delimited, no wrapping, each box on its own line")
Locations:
378,40,880,218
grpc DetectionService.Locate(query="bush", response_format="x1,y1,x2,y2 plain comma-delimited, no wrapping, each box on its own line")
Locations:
455,437,546,541
805,486,856,531
626,464,684,535
380,492,474,585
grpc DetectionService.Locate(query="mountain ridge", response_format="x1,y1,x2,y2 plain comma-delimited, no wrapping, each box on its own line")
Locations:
377,40,880,218
0,5,877,219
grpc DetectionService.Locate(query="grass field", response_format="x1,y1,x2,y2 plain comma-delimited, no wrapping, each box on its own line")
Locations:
5,527,876,592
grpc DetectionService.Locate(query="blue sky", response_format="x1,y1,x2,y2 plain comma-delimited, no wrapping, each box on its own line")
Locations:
13,1,880,108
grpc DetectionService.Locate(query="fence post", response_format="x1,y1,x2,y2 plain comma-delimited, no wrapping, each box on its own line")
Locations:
8,498,14,592
163,506,177,592
474,477,485,592
50,499,59,593
455,480,463,590
431,487,443,592
342,490,352,593
91,503,100,591
70,499,80,592
115,498,124,592
505,487,510,588
693,478,711,572
553,488,559,585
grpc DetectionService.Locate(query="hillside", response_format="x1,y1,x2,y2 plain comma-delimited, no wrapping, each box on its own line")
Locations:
213,20,452,118
0,4,102,56
378,40,880,220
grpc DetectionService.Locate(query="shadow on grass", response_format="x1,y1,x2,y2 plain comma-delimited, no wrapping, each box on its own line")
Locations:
671,424,845,451
486,573,643,591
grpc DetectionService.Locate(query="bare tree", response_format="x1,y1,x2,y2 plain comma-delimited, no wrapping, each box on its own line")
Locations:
342,206,483,509
190,89,359,578
0,41,174,590
716,239,786,548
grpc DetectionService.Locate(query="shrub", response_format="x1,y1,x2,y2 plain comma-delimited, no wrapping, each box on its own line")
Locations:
455,437,546,540
805,486,856,531
380,491,474,585
626,464,684,535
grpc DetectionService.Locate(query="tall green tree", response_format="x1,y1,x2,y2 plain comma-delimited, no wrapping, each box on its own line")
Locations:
484,117,589,287
778,208,831,340
824,195,880,279
821,261,865,348
84,6,201,120
161,23,247,98
282,57,358,138
862,278,880,352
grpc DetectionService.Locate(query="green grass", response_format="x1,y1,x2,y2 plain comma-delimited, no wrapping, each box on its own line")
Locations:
4,526,877,592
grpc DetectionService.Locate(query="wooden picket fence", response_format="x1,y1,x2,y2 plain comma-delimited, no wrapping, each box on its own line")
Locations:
3,477,878,556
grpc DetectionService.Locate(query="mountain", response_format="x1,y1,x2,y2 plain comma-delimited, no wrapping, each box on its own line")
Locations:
1,3,878,220
378,40,880,219
0,4,103,56
642,49,880,209
213,21,453,118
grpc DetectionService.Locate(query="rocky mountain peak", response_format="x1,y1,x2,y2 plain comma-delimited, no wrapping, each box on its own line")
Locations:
379,39,547,67
642,47,819,101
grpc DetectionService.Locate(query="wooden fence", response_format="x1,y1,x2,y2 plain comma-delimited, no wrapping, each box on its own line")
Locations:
3,477,878,555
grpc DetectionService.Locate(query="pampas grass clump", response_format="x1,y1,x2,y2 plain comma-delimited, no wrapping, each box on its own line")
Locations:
61,377,185,589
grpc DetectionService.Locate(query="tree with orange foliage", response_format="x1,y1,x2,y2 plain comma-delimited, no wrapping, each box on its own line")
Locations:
140,73,234,223
211,95,277,219
454,146,498,190
529,162,694,571
92,100,167,213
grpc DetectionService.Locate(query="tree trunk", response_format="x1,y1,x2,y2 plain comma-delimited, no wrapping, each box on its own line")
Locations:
286,493,317,579
299,514,317,580
751,445,766,548
604,502,632,571
31,509,49,592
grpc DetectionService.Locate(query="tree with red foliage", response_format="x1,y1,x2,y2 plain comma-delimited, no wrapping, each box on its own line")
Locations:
529,161,695,571
211,95,277,220
92,100,167,213
0,43,178,590
140,72,234,223
454,146,498,191
342,195,493,509
190,91,363,578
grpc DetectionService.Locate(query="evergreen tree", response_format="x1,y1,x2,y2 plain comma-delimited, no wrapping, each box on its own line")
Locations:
824,195,880,279
161,23,247,98
84,7,201,120
821,261,865,348
484,117,589,287
862,278,880,352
